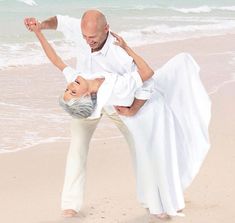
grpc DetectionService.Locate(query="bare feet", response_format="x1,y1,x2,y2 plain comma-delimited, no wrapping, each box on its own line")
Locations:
149,213,171,222
154,213,171,220
177,209,183,213
62,209,78,218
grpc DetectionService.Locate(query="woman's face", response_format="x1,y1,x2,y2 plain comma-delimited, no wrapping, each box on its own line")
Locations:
63,76,89,101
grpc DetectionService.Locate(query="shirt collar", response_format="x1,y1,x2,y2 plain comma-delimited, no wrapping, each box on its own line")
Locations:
92,31,113,56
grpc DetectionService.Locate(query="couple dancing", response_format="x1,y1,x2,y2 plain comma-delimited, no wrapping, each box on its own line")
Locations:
24,9,211,220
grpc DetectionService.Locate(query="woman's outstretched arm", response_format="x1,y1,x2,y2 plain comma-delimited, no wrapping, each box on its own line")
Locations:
111,32,154,116
31,21,67,71
111,32,154,81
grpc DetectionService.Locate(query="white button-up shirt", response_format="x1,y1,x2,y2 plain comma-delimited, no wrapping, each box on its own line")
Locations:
57,15,153,114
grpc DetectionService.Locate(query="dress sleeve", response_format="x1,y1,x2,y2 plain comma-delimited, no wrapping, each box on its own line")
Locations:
114,46,154,100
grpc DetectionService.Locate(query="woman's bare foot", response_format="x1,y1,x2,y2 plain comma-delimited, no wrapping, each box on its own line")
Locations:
177,209,183,213
62,209,78,218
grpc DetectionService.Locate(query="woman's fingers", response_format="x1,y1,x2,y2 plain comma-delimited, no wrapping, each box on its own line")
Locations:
111,31,122,42
24,17,41,32
110,31,119,38
111,31,127,49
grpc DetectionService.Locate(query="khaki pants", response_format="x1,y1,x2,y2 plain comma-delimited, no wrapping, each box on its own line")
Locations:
61,111,135,211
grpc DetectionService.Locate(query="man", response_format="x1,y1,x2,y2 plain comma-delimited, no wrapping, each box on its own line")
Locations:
25,10,153,218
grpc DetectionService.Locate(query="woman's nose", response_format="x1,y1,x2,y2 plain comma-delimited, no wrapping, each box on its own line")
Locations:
69,82,75,88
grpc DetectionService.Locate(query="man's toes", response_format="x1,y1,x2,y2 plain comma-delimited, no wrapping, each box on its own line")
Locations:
62,209,78,218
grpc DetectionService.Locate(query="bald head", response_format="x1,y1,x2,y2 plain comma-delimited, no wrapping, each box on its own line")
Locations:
81,10,109,51
81,10,107,30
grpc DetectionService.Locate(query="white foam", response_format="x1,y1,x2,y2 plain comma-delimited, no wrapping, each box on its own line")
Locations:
209,78,235,95
170,6,212,13
219,6,235,11
92,135,123,141
0,102,33,110
169,5,235,14
0,39,75,70
17,0,37,6
1,18,235,70
128,5,162,10
119,20,235,47
122,5,235,13
0,134,124,154
0,136,69,154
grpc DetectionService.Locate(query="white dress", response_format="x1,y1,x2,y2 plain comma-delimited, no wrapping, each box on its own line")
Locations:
119,53,211,215
63,52,211,215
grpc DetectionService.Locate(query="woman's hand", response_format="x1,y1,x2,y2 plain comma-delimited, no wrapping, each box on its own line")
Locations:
111,32,128,50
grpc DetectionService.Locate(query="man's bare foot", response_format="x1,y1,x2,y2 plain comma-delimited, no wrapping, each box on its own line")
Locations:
62,209,78,218
149,213,171,221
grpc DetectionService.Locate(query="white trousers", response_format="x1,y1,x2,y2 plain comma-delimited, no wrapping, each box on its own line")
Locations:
61,111,135,211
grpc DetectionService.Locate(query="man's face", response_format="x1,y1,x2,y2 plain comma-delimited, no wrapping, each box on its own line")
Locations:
81,24,108,51
63,76,89,101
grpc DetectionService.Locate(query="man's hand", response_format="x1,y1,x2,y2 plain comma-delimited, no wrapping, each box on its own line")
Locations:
115,106,136,116
115,98,147,116
24,17,41,32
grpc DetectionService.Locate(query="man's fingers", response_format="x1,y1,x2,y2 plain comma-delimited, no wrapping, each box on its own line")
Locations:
114,106,121,114
24,17,38,32
24,17,37,25
114,106,120,111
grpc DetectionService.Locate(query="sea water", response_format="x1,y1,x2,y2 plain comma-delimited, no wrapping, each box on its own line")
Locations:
0,0,234,69
0,0,234,152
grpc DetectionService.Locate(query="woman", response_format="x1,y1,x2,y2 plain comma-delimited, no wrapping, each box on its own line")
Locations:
31,22,211,219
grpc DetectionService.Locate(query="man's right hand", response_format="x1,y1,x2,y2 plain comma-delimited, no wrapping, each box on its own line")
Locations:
24,17,41,32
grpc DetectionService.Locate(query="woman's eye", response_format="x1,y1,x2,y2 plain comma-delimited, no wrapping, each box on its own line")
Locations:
72,91,76,94
75,80,80,84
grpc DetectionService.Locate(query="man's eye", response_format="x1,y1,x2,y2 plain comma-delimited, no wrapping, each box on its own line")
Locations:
72,91,76,94
75,80,80,84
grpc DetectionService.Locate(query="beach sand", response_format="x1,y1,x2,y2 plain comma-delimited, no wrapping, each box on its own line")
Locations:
0,34,235,223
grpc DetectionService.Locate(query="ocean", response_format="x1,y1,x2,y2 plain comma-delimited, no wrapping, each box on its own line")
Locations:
0,0,235,153
0,0,235,69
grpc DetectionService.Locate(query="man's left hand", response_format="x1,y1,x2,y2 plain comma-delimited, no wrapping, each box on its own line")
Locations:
115,106,137,116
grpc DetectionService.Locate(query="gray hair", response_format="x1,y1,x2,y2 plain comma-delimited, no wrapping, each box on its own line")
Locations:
59,93,97,119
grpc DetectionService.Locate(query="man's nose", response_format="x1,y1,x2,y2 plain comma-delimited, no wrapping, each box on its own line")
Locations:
86,38,93,44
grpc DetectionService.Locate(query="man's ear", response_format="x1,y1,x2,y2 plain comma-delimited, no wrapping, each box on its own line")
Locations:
105,24,109,33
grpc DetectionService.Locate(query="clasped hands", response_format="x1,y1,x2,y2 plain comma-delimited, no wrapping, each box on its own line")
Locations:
24,17,41,33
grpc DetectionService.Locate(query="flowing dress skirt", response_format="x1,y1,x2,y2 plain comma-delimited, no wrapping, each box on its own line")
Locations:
121,53,211,215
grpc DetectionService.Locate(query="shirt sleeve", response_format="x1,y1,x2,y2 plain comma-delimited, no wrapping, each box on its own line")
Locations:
135,77,154,99
56,15,82,42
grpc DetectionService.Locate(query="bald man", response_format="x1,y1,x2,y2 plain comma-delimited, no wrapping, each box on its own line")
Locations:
24,10,153,218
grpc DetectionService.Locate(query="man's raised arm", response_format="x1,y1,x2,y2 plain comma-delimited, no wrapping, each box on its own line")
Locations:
24,16,58,31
